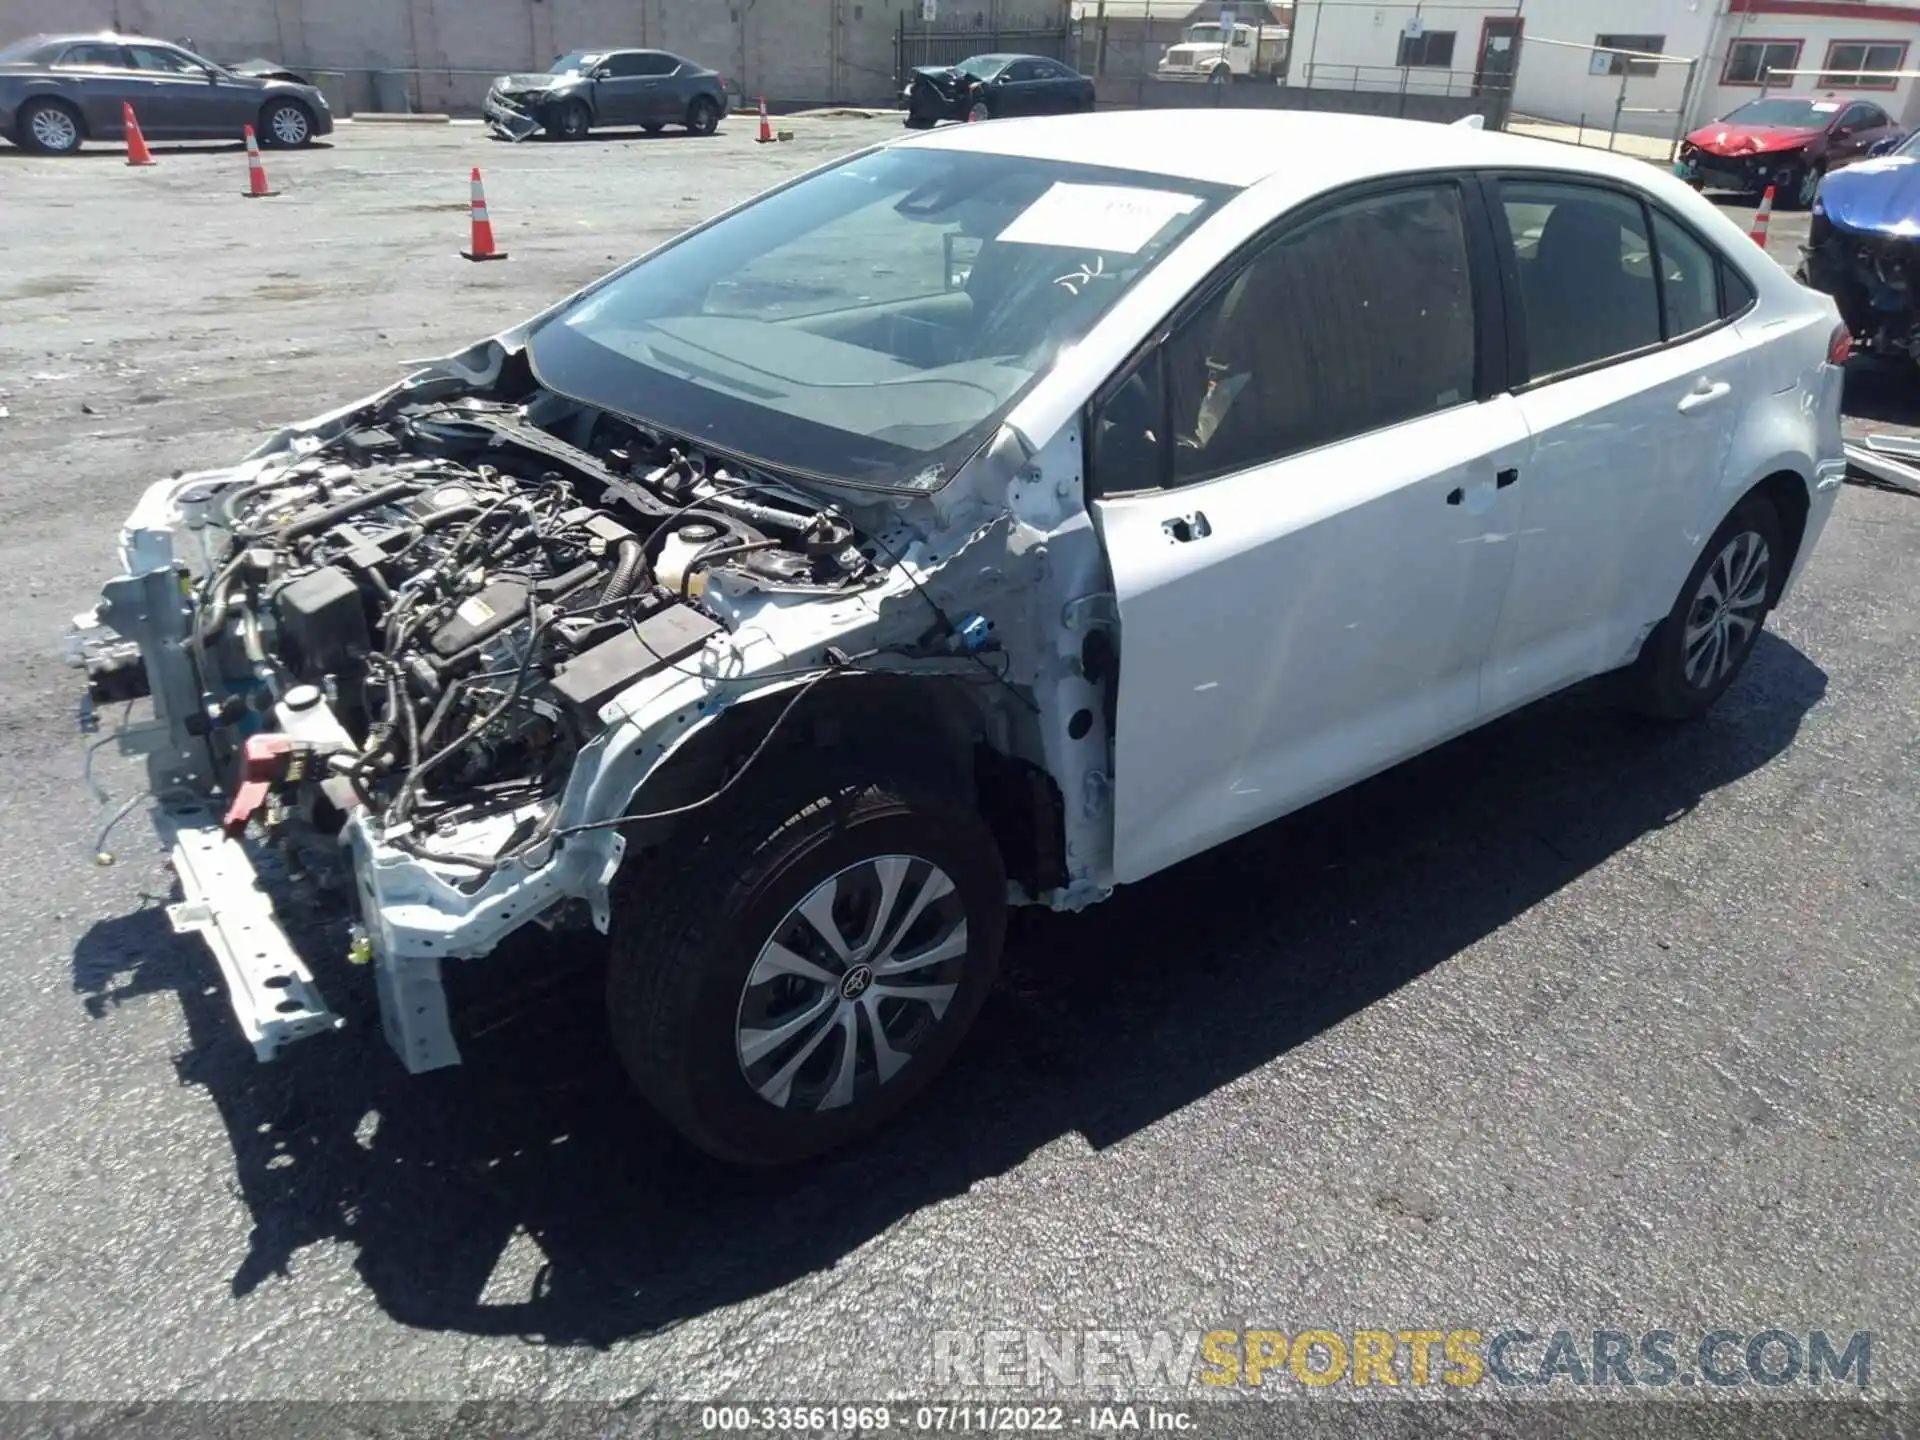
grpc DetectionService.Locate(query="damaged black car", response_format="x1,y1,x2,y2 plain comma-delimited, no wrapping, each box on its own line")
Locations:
902,53,1094,127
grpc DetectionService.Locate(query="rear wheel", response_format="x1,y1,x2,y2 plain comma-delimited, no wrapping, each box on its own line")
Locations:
20,99,83,155
686,96,720,135
1629,495,1784,721
608,761,1007,1165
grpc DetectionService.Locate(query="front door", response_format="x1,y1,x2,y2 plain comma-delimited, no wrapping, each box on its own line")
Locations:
1089,180,1530,884
1474,17,1523,99
125,44,230,136
591,51,651,124
1479,175,1751,715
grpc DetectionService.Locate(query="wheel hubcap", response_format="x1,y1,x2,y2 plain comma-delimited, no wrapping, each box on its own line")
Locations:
271,107,306,144
735,854,969,1112
33,109,77,150
1682,530,1770,688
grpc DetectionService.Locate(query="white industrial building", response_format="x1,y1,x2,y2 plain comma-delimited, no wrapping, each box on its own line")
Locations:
1288,0,1920,139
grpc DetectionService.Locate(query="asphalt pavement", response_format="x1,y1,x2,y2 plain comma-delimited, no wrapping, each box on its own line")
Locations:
0,119,1916,1410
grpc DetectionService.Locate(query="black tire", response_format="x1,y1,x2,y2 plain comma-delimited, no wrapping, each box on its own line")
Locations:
259,99,315,148
686,96,720,136
903,113,936,130
608,760,1007,1166
1629,494,1785,721
18,98,83,155
546,100,591,141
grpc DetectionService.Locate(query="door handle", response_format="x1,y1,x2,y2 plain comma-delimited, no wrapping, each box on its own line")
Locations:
1448,469,1517,505
1678,379,1733,414
1162,511,1211,542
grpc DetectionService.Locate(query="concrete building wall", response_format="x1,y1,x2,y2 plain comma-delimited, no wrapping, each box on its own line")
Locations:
1697,6,1920,131
0,0,955,109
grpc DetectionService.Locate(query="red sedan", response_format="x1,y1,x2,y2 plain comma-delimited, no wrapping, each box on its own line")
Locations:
1675,94,1900,208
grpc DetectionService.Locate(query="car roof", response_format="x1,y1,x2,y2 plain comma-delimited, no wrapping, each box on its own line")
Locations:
1728,92,1884,108
896,108,1673,190
37,33,183,47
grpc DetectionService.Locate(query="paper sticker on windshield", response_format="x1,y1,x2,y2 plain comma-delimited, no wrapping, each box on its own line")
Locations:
1813,102,1841,112
997,183,1203,253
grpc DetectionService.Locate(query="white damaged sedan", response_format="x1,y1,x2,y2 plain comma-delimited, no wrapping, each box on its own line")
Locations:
70,110,1847,1164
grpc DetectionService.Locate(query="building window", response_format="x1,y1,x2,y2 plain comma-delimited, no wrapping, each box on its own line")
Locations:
1592,33,1665,77
1397,30,1456,68
1819,40,1908,89
1722,38,1802,87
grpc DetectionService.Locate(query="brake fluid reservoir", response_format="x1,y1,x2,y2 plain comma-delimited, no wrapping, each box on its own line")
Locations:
655,521,722,594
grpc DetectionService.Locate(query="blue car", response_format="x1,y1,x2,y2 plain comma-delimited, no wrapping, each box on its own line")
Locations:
1802,131,1920,360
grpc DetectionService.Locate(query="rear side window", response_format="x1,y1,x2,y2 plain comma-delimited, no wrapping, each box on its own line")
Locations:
1721,262,1757,314
1649,210,1720,338
1092,183,1477,491
1500,180,1661,379
60,43,124,67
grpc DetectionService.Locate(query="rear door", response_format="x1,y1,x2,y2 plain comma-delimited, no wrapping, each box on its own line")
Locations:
1831,101,1893,163
1479,175,1755,715
1090,177,1531,884
635,52,687,123
51,41,141,135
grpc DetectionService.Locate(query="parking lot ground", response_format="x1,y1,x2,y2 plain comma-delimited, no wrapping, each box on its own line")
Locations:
1,123,1918,1404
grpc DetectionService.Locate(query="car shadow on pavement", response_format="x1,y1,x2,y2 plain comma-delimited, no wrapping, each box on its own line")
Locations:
71,632,1827,1348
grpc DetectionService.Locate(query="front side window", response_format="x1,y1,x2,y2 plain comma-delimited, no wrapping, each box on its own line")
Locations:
1500,180,1660,379
1093,183,1477,492
1006,60,1041,82
528,147,1229,490
1820,40,1907,88
1593,34,1665,77
1721,39,1801,87
127,45,200,74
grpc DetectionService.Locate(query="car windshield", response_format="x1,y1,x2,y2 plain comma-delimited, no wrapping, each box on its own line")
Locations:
1721,98,1837,127
549,50,602,74
525,146,1231,491
955,56,1011,81
1185,25,1222,41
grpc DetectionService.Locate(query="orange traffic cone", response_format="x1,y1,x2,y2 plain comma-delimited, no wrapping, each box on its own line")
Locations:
122,103,155,166
462,167,507,261
1748,185,1775,247
755,97,774,144
241,125,277,197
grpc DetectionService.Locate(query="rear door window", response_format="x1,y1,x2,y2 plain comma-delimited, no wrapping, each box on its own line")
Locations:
59,43,126,68
1498,179,1662,380
1648,209,1721,339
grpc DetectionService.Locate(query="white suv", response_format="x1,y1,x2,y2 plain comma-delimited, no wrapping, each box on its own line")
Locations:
71,111,1847,1165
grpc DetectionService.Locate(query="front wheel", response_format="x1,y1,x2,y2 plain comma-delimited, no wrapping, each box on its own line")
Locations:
546,100,591,140
1629,495,1783,720
686,96,720,135
260,99,314,147
967,100,991,123
608,762,1007,1165
903,113,936,130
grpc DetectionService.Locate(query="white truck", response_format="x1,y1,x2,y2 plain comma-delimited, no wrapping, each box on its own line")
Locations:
1156,20,1288,83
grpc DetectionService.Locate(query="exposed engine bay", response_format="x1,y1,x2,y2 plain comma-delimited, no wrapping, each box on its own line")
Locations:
83,380,887,860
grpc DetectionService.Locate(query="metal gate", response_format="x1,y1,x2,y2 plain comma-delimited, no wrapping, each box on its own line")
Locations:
894,9,1072,92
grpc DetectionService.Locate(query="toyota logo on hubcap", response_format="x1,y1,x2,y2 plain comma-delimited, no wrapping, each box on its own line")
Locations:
840,964,874,1001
